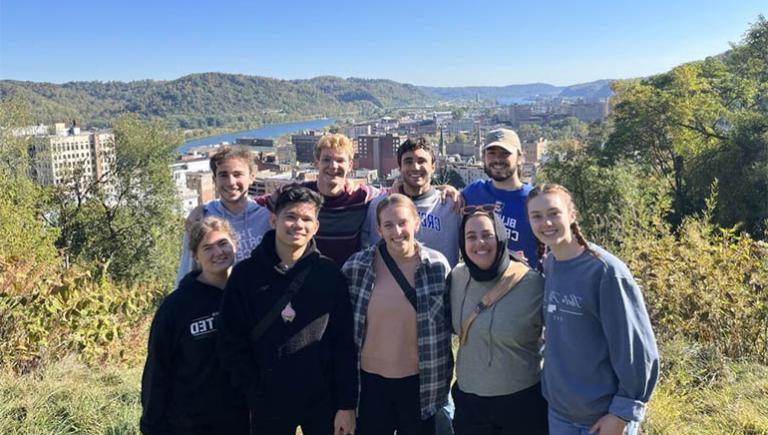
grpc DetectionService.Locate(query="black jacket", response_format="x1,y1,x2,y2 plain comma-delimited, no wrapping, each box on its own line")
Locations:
218,230,358,419
140,271,248,435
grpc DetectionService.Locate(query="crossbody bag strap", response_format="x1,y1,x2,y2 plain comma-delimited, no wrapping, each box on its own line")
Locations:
459,261,529,345
378,242,418,311
249,267,311,343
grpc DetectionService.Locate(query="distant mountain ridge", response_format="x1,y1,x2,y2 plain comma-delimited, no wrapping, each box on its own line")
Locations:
419,79,613,101
0,73,613,129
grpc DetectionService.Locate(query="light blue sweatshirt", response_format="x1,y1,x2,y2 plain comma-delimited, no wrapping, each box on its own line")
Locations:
175,199,272,286
541,243,659,425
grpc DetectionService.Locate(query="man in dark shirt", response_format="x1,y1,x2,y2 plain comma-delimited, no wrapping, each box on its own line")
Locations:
218,184,357,435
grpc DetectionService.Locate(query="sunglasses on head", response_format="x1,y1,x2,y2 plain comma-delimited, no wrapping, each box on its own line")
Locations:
461,204,498,215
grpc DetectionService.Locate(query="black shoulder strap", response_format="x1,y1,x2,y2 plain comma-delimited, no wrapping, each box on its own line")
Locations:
378,242,418,311
249,267,311,343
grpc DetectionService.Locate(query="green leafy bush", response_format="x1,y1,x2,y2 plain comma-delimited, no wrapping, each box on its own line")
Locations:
622,213,768,362
0,255,159,373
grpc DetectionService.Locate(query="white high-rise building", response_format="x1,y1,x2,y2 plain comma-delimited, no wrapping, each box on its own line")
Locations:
28,122,116,188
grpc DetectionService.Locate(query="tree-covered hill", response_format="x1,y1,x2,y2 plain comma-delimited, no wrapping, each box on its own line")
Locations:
419,79,614,101
0,73,616,130
0,73,437,129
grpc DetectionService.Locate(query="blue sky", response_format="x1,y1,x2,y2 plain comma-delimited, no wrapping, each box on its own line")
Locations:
0,0,764,86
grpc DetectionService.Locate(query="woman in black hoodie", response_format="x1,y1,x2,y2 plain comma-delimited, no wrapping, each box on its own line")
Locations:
141,216,248,434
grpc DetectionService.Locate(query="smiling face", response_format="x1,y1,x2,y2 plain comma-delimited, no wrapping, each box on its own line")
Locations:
213,157,255,208
400,148,435,194
526,192,577,249
193,230,235,275
270,201,320,251
483,146,519,182
377,204,420,257
315,148,352,196
463,214,498,270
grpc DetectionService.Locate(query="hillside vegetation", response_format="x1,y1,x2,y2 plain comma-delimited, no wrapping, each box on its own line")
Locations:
0,74,435,130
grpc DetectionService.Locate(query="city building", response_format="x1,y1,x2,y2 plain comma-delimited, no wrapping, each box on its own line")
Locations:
399,119,437,136
171,168,201,216
447,161,487,186
292,131,321,163
443,118,476,134
28,122,115,188
522,138,548,164
343,123,373,139
446,142,477,157
565,99,610,123
185,171,216,204
355,133,401,179
276,144,296,165
235,137,274,148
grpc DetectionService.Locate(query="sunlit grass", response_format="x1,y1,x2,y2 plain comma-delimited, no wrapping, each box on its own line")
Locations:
1,338,766,434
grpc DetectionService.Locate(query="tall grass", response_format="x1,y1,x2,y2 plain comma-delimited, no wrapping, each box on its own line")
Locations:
644,339,768,434
0,356,142,434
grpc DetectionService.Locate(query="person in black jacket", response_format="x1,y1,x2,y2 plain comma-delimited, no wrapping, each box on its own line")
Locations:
218,184,357,435
141,216,248,435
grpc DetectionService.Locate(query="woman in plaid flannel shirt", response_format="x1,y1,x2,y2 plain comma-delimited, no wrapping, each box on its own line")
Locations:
342,194,453,435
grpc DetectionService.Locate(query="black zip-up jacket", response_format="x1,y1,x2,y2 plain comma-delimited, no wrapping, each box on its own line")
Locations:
140,271,248,435
218,230,358,419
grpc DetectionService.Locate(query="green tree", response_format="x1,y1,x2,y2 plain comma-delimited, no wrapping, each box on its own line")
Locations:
605,16,768,236
0,98,59,264
453,132,468,144
538,140,671,248
517,123,544,143
54,114,183,285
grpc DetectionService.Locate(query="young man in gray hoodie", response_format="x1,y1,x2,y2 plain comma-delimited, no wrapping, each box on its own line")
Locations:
176,146,272,286
365,138,462,267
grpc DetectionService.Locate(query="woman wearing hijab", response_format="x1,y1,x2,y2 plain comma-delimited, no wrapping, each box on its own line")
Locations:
448,208,548,435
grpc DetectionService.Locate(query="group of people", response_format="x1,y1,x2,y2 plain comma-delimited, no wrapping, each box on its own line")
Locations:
141,129,660,435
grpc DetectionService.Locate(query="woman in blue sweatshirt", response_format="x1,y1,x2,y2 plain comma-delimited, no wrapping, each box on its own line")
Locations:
526,184,659,435
141,216,248,434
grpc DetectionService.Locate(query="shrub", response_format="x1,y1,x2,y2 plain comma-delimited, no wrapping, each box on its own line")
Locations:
0,255,159,373
621,213,768,362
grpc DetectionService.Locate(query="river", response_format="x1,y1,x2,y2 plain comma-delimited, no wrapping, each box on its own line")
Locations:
177,118,336,154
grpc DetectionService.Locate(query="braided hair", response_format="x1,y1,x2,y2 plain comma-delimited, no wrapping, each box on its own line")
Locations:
526,183,599,272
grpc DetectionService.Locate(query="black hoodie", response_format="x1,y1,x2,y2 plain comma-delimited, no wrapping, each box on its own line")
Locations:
217,230,358,420
140,271,248,435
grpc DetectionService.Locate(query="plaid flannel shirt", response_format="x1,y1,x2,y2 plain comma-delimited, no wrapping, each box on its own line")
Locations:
342,242,453,419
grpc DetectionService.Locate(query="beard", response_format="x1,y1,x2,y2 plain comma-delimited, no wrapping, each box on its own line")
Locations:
483,164,516,182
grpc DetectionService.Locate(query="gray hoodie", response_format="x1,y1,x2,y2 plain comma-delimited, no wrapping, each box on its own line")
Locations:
541,243,659,425
175,199,272,286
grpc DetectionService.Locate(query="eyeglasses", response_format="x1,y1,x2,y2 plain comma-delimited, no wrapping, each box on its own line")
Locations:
461,204,498,215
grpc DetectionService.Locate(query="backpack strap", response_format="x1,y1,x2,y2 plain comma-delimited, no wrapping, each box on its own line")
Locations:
378,242,418,311
459,261,529,345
